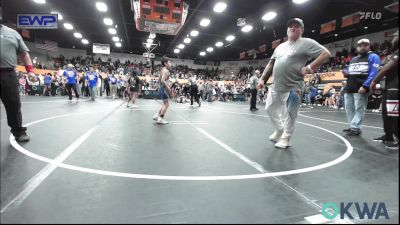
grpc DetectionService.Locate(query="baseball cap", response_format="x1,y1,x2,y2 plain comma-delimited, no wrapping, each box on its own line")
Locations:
287,18,304,28
357,38,370,45
67,64,74,68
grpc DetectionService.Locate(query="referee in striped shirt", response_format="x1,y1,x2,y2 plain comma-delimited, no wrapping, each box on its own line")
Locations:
0,23,36,142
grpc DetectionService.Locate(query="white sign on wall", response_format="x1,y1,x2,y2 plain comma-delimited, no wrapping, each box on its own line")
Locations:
93,43,110,55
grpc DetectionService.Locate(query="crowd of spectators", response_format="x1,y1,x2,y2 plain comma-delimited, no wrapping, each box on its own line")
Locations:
19,39,392,110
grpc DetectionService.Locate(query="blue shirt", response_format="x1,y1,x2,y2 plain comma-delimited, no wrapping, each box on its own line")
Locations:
85,72,98,88
44,75,52,85
109,76,117,85
63,69,78,84
347,52,381,92
310,86,318,97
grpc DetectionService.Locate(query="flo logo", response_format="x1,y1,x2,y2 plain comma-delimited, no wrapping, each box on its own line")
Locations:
360,12,382,20
321,202,389,220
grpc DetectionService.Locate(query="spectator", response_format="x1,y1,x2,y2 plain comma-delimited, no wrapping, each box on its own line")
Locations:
109,73,118,99
342,38,381,136
303,82,311,106
310,84,318,106
43,73,52,96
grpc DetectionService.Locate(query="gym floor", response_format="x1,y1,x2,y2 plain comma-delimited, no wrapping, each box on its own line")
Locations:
0,96,398,224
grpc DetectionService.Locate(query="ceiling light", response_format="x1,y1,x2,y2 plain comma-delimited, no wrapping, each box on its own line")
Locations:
293,0,309,4
63,23,73,30
103,18,113,26
115,42,122,47
262,12,277,21
241,25,253,32
215,41,223,47
33,0,46,4
312,29,316,33
174,49,180,54
184,37,191,44
190,30,199,37
364,26,368,29
200,18,211,27
82,39,89,44
147,38,153,43
108,28,117,35
73,32,82,38
51,12,63,20
226,35,235,42
214,2,227,13
334,34,338,37
149,33,156,39
112,36,120,42
145,43,151,48
96,2,108,12
178,44,185,49
200,51,206,56
207,47,214,52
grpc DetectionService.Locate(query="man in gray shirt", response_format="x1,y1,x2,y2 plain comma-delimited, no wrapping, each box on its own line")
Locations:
249,70,260,111
257,18,331,149
1,24,37,142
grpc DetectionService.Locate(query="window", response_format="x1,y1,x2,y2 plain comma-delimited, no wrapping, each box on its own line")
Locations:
154,6,170,14
172,13,181,20
142,8,151,15
156,0,163,4
174,2,180,7
164,0,169,6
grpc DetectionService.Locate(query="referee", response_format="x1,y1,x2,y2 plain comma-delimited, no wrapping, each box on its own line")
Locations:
1,24,36,142
249,70,260,111
189,74,201,107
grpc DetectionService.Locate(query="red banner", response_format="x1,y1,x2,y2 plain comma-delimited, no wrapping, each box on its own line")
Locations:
320,20,336,34
341,12,360,28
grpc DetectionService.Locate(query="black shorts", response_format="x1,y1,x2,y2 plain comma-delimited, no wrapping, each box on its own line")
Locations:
130,86,139,93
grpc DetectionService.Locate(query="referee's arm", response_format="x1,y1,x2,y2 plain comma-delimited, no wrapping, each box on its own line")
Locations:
20,52,37,81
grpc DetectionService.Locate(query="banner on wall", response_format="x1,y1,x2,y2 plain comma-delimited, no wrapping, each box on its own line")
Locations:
267,71,345,84
34,38,58,51
93,43,110,55
304,71,345,82
320,20,336,34
341,12,361,28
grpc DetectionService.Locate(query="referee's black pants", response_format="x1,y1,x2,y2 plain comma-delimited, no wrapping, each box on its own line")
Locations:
190,85,200,105
0,69,27,137
250,88,257,109
382,89,399,140
66,83,79,100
